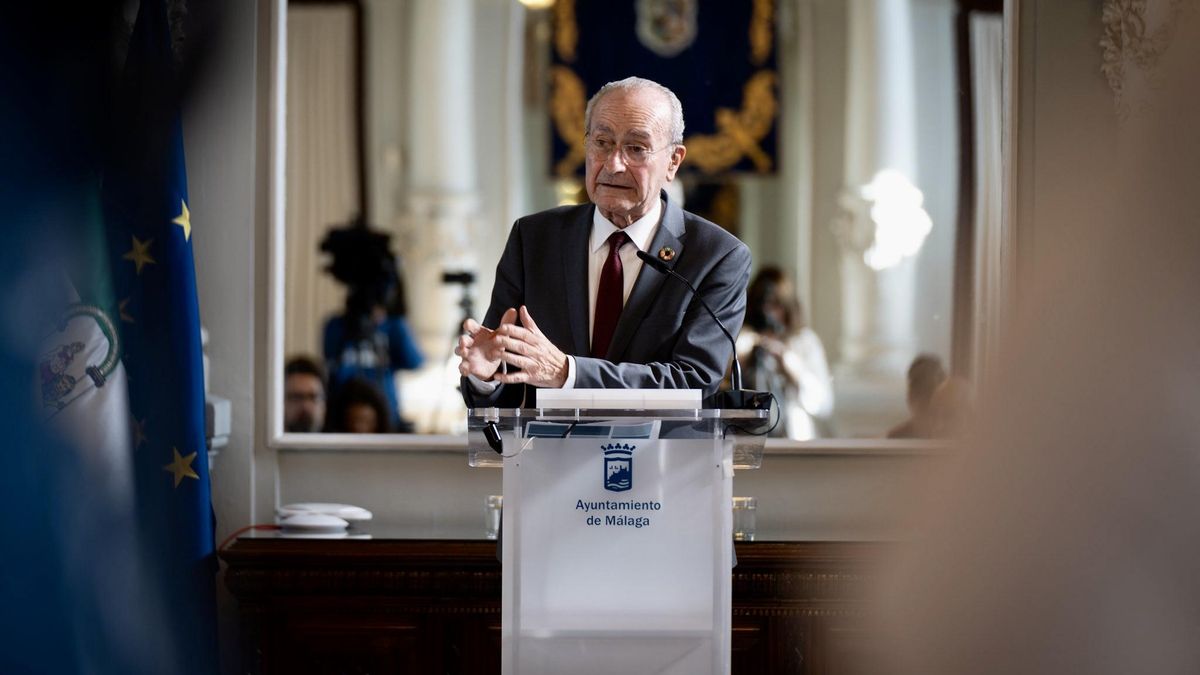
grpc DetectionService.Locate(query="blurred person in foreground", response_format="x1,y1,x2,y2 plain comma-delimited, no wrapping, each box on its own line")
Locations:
869,11,1200,674
1,1,221,672
736,266,833,439
284,355,327,432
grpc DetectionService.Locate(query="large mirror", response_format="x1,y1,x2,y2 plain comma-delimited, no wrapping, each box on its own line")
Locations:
272,0,1006,446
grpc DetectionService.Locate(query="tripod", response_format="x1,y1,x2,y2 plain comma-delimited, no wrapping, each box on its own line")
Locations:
425,271,476,433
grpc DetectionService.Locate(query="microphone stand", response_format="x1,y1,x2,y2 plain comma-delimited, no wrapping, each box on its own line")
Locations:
635,250,771,411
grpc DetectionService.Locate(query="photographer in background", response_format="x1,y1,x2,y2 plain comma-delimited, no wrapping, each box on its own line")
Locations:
320,220,424,432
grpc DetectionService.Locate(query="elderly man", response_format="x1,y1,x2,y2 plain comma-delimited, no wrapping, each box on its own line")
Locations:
457,77,751,407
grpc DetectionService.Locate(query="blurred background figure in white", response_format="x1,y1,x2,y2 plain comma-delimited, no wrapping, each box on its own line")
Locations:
737,266,835,440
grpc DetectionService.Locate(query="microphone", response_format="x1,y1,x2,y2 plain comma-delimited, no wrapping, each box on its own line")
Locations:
636,250,768,410
483,421,504,455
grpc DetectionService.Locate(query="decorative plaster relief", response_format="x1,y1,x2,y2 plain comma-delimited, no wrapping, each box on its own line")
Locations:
1100,0,1191,120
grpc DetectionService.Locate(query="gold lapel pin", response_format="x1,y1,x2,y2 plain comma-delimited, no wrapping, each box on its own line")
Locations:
657,246,676,262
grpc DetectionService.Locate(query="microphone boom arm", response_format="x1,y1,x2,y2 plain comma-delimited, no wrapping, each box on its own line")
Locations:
636,250,744,394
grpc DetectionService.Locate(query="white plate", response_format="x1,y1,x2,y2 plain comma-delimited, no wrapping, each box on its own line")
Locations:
278,513,349,532
278,531,373,540
277,502,373,522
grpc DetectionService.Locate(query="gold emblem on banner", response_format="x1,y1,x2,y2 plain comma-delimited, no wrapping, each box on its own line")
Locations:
554,0,578,62
549,0,779,176
549,66,588,176
684,70,777,174
636,0,699,58
750,0,774,65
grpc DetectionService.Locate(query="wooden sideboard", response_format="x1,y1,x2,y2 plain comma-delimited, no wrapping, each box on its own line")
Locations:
221,534,884,674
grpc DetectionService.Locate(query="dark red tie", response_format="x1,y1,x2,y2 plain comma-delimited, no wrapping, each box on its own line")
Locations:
591,231,631,358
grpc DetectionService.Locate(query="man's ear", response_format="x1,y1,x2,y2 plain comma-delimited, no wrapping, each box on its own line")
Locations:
665,144,687,180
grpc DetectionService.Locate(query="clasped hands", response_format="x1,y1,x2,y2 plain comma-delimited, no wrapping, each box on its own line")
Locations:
456,305,569,388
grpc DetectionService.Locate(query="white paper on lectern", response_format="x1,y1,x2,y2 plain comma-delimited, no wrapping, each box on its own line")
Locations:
535,388,702,410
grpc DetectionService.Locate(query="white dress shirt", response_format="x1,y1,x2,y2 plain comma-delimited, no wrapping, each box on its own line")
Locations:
469,199,663,393
567,199,662,387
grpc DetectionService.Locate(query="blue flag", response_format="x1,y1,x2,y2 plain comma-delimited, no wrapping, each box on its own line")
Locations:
102,0,217,669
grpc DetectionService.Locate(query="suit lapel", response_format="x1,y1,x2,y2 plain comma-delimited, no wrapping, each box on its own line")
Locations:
564,205,592,356
606,192,686,362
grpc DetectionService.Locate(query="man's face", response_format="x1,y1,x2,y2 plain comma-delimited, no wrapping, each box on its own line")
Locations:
284,373,325,432
584,88,686,225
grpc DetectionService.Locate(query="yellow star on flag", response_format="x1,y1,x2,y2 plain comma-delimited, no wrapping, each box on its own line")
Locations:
172,199,191,241
163,447,199,488
122,235,156,275
131,415,147,448
118,297,135,323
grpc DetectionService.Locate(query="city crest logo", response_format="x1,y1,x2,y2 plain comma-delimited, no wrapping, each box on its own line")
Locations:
602,443,634,492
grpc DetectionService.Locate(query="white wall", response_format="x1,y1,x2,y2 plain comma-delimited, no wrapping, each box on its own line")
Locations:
185,1,269,670
1013,0,1122,288
809,0,851,362
363,0,409,231
909,0,958,359
187,1,262,550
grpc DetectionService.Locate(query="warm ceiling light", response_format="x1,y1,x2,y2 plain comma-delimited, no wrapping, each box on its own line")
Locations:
518,0,556,9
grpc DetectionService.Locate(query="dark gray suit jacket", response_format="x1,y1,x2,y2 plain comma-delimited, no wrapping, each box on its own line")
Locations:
463,190,751,408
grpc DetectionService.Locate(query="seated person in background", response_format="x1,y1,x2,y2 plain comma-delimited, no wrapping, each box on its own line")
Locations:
735,266,833,440
324,377,393,434
284,356,326,433
887,354,948,439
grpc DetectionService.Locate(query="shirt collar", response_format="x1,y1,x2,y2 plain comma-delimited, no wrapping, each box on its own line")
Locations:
590,198,662,254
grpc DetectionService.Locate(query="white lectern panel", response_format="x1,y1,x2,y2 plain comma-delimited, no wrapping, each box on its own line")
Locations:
503,437,732,675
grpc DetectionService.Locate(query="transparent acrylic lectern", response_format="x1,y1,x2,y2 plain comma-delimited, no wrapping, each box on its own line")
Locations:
468,405,768,675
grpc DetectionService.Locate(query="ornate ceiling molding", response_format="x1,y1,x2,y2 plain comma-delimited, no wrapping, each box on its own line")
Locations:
1100,0,1191,120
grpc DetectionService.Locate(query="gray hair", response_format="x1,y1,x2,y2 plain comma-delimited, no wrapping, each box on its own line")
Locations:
584,77,685,146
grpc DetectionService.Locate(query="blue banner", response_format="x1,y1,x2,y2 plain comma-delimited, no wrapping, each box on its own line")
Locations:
550,0,779,177
102,0,216,669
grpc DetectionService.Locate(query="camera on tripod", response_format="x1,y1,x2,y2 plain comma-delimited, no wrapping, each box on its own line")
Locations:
442,270,477,329
441,271,475,286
